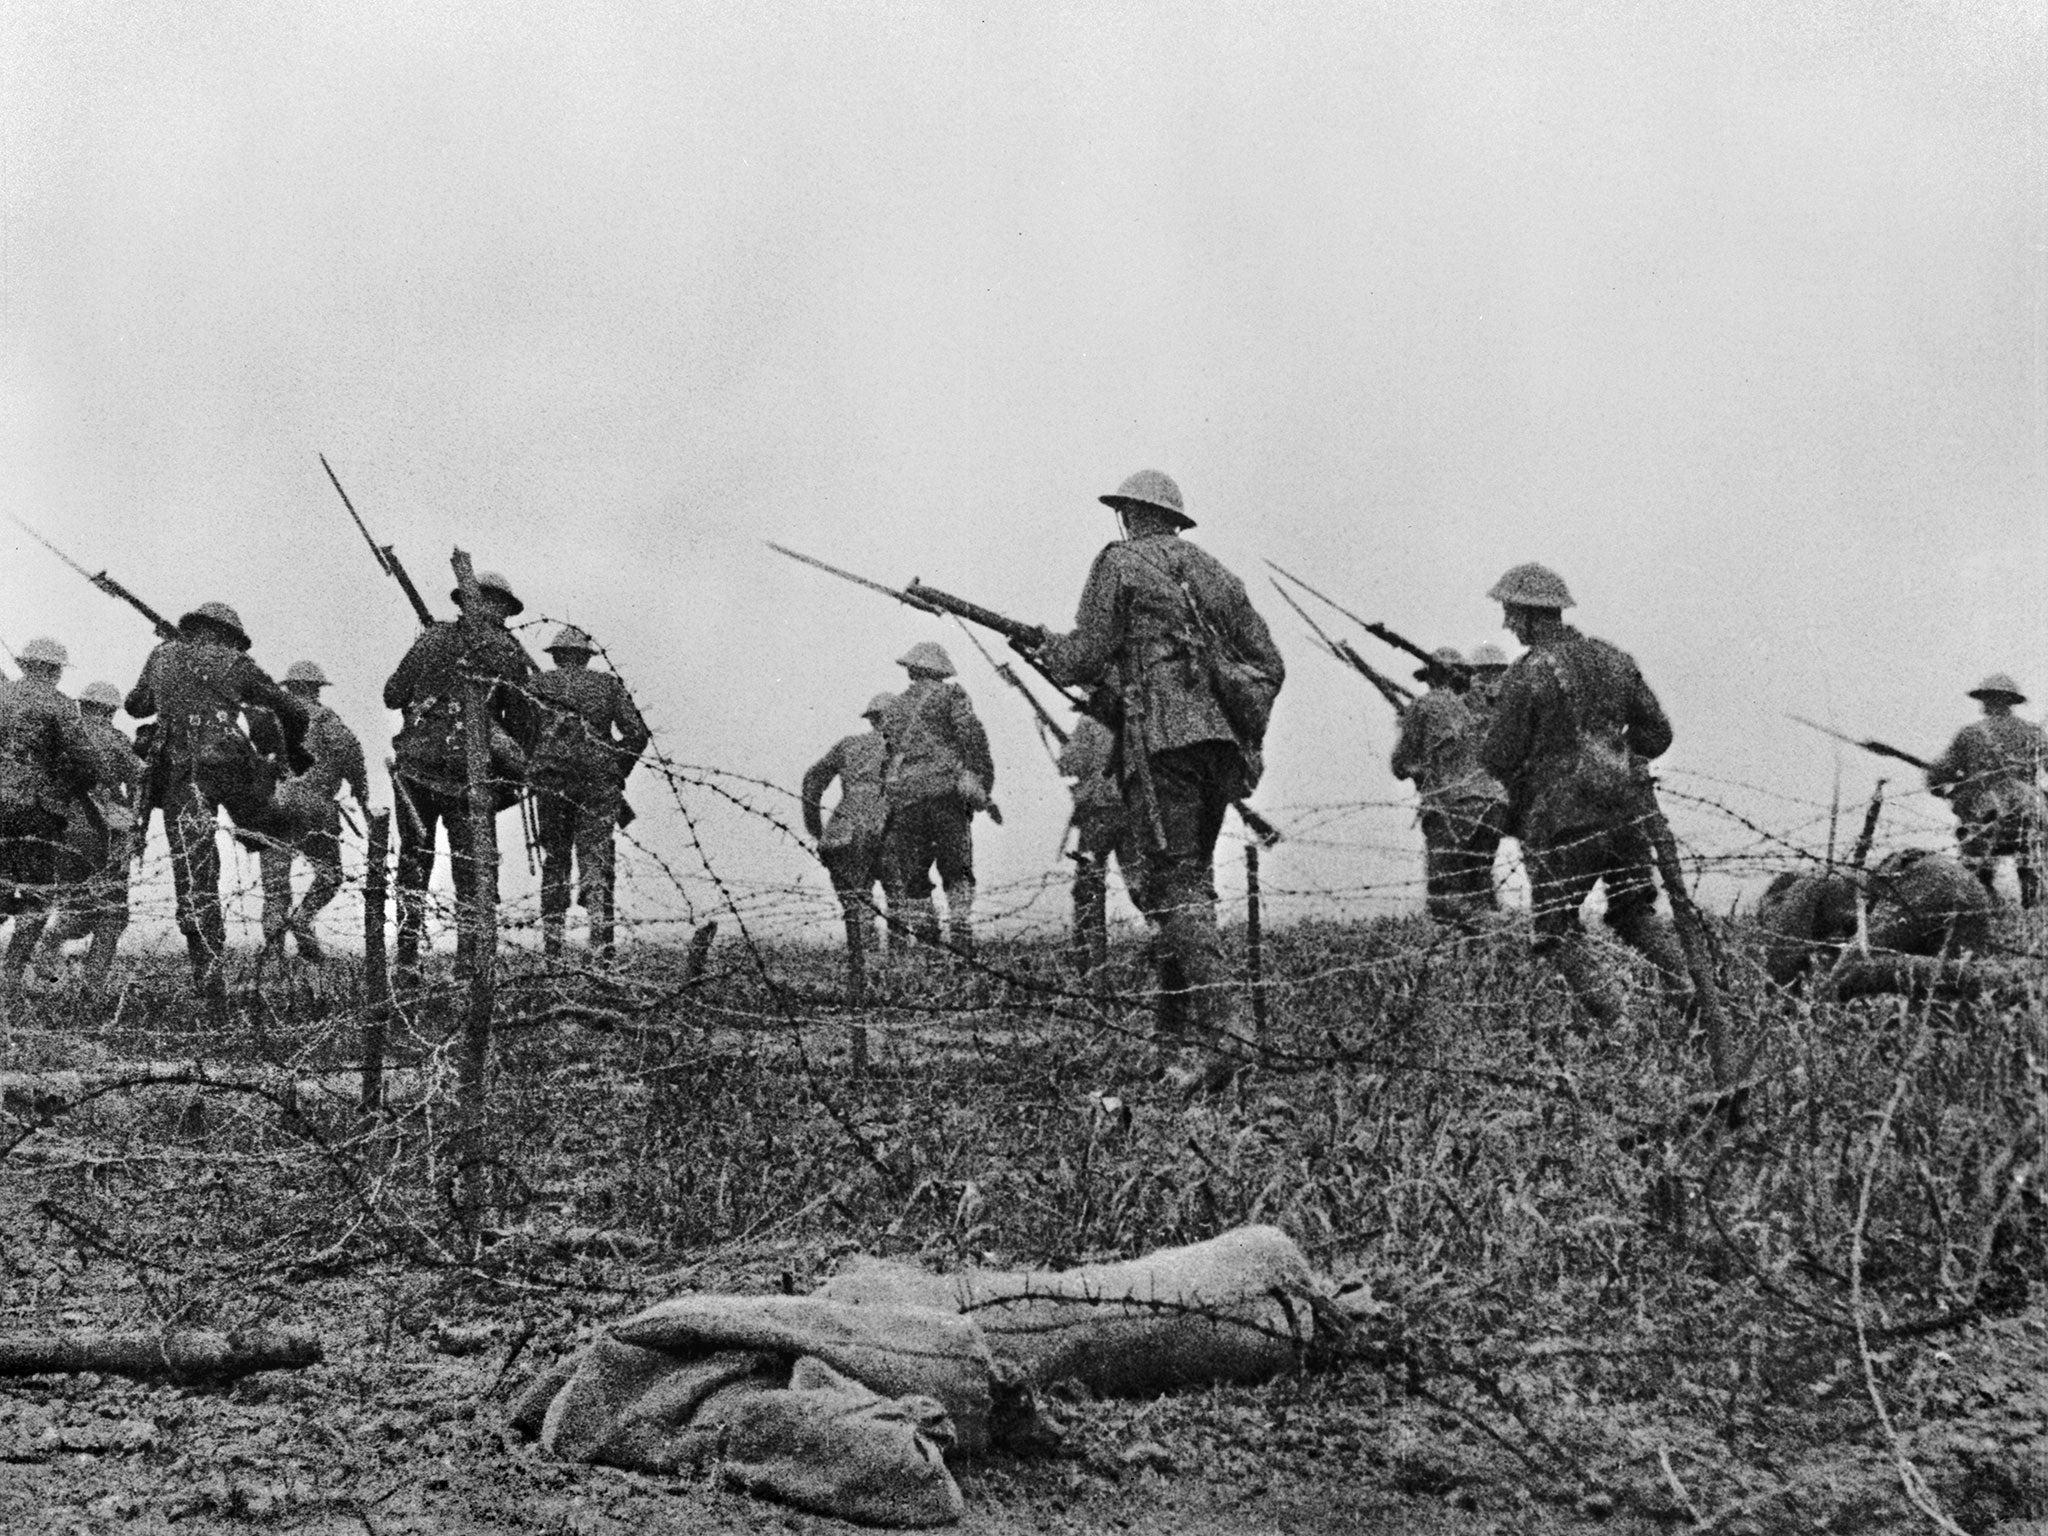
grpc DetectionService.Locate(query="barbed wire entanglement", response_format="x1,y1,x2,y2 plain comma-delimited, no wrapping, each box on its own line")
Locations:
3,632,2042,1533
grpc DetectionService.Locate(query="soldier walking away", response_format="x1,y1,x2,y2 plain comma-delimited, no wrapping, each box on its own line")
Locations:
383,569,538,986
1032,470,1284,1092
1060,713,1139,977
1925,673,2045,907
1465,642,1512,723
1391,647,1510,929
802,693,899,989
257,661,370,963
21,680,140,986
1478,563,1692,1028
0,640,100,1000
530,625,650,959
126,604,311,1003
880,642,995,957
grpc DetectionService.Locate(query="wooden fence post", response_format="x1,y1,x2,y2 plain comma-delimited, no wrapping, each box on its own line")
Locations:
1245,842,1267,1048
359,810,392,1114
450,550,499,1223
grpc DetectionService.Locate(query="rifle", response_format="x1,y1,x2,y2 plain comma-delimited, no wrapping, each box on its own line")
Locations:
1266,560,1473,688
1267,580,1413,714
1786,714,1931,772
769,541,1282,846
10,516,179,641
319,455,436,628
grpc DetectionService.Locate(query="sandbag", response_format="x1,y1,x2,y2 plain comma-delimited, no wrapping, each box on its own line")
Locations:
820,1224,1320,1398
701,1356,964,1529
610,1294,995,1456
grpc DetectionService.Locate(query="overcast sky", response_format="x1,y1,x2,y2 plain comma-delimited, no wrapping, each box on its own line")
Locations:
3,1,2041,944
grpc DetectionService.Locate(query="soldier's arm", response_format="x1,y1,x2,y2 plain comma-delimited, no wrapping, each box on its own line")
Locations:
800,743,842,841
1039,547,1123,689
610,683,652,778
243,666,312,764
1923,732,1967,795
1479,672,1534,785
491,633,543,749
338,721,371,804
950,689,996,792
49,711,99,802
124,647,163,721
1625,667,1674,762
1390,704,1426,782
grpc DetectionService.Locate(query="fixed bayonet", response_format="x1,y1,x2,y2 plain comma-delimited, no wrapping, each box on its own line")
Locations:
319,456,436,627
1786,714,1931,772
766,542,942,616
10,515,179,641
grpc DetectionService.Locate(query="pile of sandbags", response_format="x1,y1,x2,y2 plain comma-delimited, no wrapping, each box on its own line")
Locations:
507,1225,1326,1528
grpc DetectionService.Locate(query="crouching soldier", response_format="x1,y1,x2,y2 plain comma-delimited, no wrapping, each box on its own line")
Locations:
530,626,649,960
21,680,140,985
0,640,100,999
803,692,898,993
127,604,310,1001
258,661,369,963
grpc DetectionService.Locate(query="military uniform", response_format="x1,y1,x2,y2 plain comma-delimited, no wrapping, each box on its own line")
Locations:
880,646,994,953
127,610,310,996
1755,850,1997,985
385,610,537,978
29,690,140,983
803,694,898,972
1058,715,1138,974
1925,679,2044,906
529,632,650,958
1390,664,1509,927
259,692,369,962
0,675,98,979
1039,472,1283,1054
1479,573,1688,1025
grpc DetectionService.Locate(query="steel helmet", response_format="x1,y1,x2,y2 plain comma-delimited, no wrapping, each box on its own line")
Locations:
1469,642,1510,668
1413,645,1466,682
1968,672,2026,704
1100,469,1193,529
861,691,898,720
897,641,955,678
180,602,251,649
18,636,68,668
546,624,596,655
79,681,122,710
283,660,330,687
1486,562,1576,610
449,570,523,615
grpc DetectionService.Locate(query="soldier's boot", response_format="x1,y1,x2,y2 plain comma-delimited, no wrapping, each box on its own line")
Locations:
943,879,975,959
588,882,616,960
2018,864,2041,910
1607,907,1695,1014
900,897,941,948
82,916,125,987
1546,935,1625,1032
541,914,565,959
1145,935,1192,1042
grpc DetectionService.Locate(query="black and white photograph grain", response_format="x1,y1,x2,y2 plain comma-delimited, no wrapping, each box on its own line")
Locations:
1,3,2043,1532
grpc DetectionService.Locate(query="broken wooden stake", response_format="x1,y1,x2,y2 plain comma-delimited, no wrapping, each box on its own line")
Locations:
0,1329,321,1384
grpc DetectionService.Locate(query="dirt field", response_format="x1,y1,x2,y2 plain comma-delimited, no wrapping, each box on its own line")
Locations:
1,922,2042,1534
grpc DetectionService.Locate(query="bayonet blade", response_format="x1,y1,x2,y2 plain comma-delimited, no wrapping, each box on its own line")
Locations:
765,541,940,613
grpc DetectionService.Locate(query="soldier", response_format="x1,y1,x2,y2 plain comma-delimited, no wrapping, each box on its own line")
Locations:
127,604,311,1001
19,680,140,986
1478,563,1691,1027
1465,642,1512,722
256,661,369,963
1754,850,1998,987
1925,673,2045,907
383,569,538,984
1059,712,1138,976
1390,647,1510,929
802,692,898,982
529,625,650,959
880,642,995,957
0,640,100,997
1030,470,1284,1088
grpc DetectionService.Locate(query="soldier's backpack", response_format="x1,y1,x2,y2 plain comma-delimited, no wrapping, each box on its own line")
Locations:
1536,646,1648,820
1173,576,1279,747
